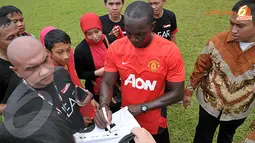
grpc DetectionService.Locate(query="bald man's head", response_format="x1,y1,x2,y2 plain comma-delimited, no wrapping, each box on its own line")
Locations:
8,36,54,88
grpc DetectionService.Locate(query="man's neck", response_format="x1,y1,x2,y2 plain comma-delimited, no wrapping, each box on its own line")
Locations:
108,14,121,23
0,49,8,61
154,9,164,19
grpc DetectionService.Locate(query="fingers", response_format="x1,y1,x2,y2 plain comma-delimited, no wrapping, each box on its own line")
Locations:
131,127,141,135
94,109,108,129
93,108,112,129
111,97,117,104
183,95,191,109
107,110,112,124
111,26,119,37
91,99,99,111
183,101,190,109
131,127,156,143
134,137,139,143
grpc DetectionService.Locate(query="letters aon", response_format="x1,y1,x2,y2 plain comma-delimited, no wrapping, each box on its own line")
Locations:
124,74,157,91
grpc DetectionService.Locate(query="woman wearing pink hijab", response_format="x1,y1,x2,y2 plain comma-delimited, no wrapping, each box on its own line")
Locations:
40,26,98,126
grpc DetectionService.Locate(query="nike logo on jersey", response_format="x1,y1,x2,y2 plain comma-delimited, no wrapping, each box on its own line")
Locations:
124,74,157,91
122,62,130,65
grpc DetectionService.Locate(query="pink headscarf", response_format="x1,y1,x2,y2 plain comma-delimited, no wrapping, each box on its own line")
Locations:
40,26,56,45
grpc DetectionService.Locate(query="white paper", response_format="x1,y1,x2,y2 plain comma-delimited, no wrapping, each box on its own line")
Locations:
73,106,140,143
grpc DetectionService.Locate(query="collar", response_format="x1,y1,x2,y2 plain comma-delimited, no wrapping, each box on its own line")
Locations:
226,32,234,43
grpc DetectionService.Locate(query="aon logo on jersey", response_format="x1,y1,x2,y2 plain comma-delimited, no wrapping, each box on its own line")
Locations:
124,74,157,91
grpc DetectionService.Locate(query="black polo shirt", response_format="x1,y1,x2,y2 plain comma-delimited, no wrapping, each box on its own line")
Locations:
100,14,125,35
153,9,178,41
4,67,85,132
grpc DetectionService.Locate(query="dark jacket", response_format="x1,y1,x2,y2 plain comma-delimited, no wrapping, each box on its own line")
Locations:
74,36,115,95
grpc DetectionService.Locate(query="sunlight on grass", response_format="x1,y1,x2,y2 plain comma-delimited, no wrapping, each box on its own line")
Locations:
0,0,253,142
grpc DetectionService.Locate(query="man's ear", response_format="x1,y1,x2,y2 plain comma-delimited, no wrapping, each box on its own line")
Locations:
9,66,21,77
163,0,166,3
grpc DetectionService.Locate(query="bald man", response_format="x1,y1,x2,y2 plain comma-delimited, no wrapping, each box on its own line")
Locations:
5,36,93,132
0,17,19,114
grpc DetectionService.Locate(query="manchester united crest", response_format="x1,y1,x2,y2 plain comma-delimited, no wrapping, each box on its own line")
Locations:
148,59,160,72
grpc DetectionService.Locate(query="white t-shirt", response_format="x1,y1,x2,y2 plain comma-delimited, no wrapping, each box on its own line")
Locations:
239,42,254,51
73,107,140,143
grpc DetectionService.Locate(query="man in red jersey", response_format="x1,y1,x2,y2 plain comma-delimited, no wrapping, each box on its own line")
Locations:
94,1,185,143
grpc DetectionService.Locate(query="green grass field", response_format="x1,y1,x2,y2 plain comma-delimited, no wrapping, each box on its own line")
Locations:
1,0,254,142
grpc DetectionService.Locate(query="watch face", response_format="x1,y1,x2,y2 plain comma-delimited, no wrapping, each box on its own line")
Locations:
142,106,147,112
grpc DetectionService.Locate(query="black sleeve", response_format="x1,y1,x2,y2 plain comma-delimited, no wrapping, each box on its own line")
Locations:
3,74,21,103
169,12,178,33
74,41,97,80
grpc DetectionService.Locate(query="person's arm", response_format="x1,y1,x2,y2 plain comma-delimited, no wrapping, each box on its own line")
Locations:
170,12,178,44
131,127,156,143
183,41,213,108
74,44,97,80
170,33,176,43
94,72,119,128
128,81,184,116
100,72,119,107
93,41,119,129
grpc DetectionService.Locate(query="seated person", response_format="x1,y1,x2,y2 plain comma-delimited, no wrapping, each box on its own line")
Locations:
0,5,33,36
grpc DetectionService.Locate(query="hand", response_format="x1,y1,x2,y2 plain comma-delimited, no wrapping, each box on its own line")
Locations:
128,104,143,117
91,99,99,111
0,104,6,115
109,26,120,38
183,95,191,109
94,105,112,129
111,97,117,104
94,67,104,76
250,120,255,130
131,127,156,143
83,117,93,127
76,89,93,106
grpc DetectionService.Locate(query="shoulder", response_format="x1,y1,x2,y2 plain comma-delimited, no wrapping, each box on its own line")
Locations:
0,59,12,76
107,37,130,54
100,14,109,21
120,14,124,22
153,34,180,54
209,31,230,44
109,37,129,48
54,66,69,77
75,39,89,53
163,9,176,17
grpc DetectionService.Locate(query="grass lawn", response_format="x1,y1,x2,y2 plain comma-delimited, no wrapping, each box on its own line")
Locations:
1,0,254,142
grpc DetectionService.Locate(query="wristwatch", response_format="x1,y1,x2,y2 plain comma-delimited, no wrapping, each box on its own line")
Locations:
141,104,148,113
